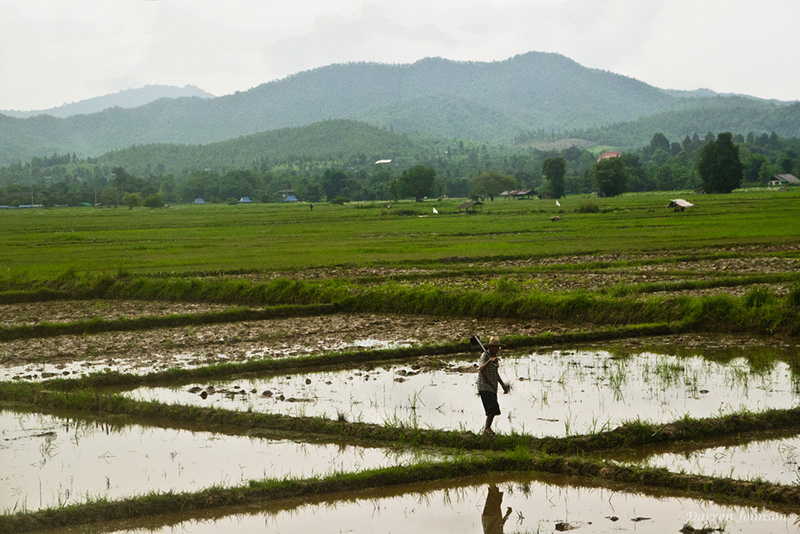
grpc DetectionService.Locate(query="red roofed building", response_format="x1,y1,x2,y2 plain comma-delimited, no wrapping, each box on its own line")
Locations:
597,151,622,162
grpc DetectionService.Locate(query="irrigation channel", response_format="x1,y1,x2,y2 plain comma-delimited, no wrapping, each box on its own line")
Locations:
3,310,800,533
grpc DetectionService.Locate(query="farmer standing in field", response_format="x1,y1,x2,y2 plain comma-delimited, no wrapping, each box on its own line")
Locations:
477,336,510,436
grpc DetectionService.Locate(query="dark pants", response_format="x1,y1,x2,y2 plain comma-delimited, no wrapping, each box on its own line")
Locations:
479,390,501,416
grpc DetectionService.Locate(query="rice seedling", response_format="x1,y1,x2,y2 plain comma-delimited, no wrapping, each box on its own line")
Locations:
407,387,426,411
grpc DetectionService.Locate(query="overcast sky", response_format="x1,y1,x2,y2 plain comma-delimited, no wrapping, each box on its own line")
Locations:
1,0,798,111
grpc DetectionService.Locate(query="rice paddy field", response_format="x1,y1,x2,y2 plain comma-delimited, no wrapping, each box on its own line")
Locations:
1,189,800,533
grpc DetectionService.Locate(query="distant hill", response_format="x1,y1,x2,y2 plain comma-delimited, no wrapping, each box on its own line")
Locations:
97,119,421,176
0,85,215,118
0,52,798,166
578,100,800,146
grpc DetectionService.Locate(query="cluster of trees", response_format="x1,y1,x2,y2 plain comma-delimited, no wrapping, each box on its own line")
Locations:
0,130,798,207
698,133,744,193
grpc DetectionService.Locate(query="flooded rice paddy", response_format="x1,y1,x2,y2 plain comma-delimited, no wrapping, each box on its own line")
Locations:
0,410,436,512
127,349,800,437
4,300,800,531
613,430,800,486
91,476,800,534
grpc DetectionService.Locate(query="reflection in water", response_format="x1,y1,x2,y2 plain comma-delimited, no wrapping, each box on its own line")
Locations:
95,476,800,534
481,484,512,534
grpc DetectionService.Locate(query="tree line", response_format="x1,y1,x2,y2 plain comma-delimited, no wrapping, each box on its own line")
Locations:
0,131,797,207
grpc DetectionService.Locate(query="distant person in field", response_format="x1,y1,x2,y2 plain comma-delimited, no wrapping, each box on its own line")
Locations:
481,484,512,533
477,336,509,436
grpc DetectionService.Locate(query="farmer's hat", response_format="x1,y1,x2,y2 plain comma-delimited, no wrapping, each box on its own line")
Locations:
486,336,501,347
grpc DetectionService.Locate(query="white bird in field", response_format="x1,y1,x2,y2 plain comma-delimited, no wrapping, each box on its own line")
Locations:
556,200,561,207
432,207,438,214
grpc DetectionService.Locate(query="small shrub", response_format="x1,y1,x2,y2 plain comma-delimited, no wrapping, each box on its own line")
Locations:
144,193,165,208
576,201,600,213
330,196,350,205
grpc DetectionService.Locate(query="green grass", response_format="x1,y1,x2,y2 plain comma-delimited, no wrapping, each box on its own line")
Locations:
4,271,798,336
1,190,798,278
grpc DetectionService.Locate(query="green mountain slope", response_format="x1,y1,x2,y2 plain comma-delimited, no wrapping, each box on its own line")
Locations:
1,51,797,166
97,120,420,175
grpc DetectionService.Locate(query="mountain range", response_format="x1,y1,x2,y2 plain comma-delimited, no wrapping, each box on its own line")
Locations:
0,85,215,119
1,52,798,167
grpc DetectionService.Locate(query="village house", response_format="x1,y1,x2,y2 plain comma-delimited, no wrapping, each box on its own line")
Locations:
768,174,800,187
499,189,535,199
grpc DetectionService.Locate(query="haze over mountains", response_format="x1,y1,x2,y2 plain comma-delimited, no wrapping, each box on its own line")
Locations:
0,85,215,119
1,51,798,167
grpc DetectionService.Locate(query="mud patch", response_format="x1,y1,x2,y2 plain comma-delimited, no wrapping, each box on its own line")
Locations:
0,312,568,379
0,300,233,327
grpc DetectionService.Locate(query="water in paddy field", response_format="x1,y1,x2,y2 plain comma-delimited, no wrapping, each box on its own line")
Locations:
0,410,438,513
610,428,800,486
80,475,800,534
126,349,800,437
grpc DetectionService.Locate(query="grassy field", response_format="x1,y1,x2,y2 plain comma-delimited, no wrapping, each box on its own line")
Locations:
1,189,798,277
2,189,799,336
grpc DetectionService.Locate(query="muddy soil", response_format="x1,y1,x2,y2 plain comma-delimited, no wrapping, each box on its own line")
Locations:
2,299,798,380
0,307,570,378
0,300,233,327
225,246,800,296
1,244,798,377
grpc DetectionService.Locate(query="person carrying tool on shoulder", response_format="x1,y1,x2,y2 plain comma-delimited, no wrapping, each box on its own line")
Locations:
477,336,509,436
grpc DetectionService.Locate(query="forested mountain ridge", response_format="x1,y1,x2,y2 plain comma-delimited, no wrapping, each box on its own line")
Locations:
577,100,800,147
97,120,422,176
0,85,214,119
1,51,797,166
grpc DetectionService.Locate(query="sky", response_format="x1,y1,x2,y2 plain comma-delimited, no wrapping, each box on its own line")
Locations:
1,0,798,111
